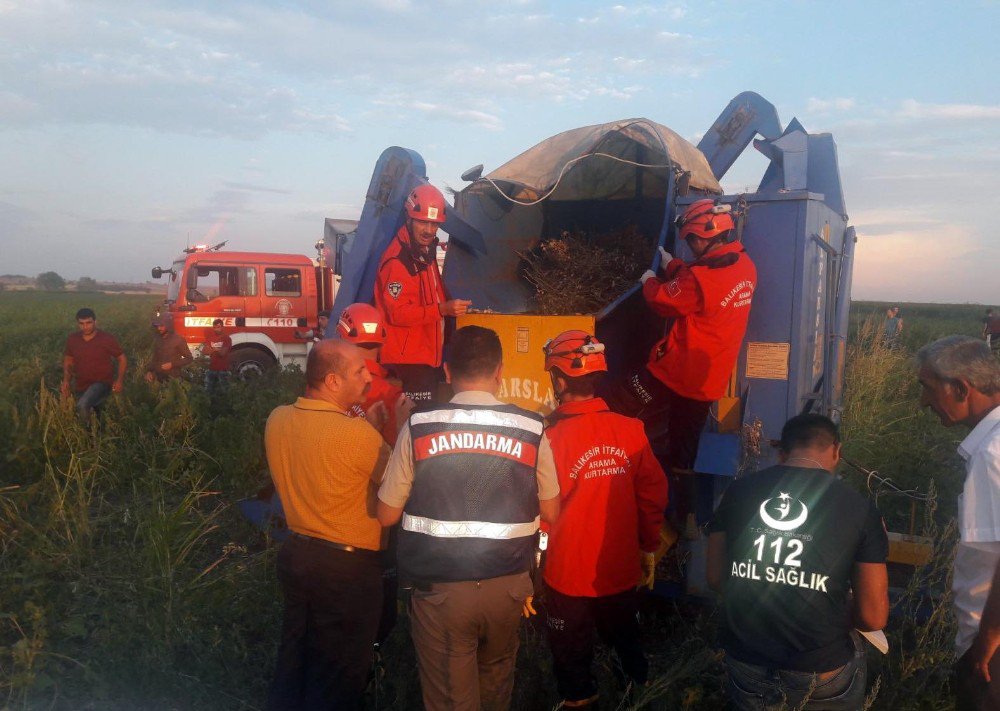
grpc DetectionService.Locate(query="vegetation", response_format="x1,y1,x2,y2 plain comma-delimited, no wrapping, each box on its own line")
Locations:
0,293,989,709
520,226,648,314
35,272,66,292
75,277,98,292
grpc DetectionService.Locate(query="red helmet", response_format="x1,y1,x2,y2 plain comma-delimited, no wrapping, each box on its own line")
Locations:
336,303,387,346
543,330,607,376
675,199,734,241
405,184,447,224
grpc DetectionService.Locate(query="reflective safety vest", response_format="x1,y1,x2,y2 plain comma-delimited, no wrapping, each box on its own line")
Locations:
398,402,544,583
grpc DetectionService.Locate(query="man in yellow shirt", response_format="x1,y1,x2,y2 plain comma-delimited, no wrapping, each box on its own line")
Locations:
264,339,392,710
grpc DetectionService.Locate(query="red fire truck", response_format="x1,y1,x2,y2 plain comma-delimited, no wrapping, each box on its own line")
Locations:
151,242,335,376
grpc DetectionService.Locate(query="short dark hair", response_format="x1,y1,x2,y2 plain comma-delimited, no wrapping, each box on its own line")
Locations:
446,326,502,380
305,341,347,389
780,414,840,453
212,318,224,326
76,308,96,321
552,369,604,397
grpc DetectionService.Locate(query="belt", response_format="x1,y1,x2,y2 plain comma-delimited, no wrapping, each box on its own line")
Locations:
289,532,377,556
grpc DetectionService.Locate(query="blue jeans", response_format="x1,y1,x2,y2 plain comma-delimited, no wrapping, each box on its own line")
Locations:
725,634,867,710
75,382,111,421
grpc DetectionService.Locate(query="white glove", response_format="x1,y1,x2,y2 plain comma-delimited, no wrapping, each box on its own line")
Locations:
640,269,657,285
658,246,673,265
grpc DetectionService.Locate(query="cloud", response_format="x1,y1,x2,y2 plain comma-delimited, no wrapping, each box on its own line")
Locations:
0,1,716,137
805,97,856,114
222,181,292,195
401,101,504,131
897,99,1000,121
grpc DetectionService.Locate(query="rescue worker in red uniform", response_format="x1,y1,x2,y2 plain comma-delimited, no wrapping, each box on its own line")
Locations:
605,199,757,479
335,302,411,447
541,330,669,708
335,301,414,658
374,184,471,403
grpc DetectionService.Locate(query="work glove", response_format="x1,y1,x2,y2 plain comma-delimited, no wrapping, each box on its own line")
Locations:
658,246,673,265
639,269,657,285
522,595,537,618
639,552,656,590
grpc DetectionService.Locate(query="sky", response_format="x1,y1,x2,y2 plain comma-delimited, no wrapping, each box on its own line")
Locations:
0,0,997,303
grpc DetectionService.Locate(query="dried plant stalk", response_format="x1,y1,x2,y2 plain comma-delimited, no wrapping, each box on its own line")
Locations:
519,225,650,314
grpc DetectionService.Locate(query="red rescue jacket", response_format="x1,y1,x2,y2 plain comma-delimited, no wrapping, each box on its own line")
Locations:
542,398,668,597
642,241,757,401
374,227,447,367
349,359,404,446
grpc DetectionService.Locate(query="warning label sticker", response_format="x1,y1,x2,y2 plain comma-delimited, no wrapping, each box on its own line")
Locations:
516,327,530,353
746,342,790,380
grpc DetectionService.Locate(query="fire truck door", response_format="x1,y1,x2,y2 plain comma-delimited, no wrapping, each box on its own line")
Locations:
257,265,306,335
185,264,254,328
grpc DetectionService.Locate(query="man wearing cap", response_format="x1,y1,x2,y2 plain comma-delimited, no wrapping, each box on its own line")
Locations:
374,183,472,403
376,325,560,711
144,314,193,383
541,330,668,708
604,199,756,516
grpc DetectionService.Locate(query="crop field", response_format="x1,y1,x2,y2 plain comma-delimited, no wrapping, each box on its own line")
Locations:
0,292,991,709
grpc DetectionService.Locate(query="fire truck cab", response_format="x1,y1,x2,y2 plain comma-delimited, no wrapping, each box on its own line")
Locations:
152,246,335,376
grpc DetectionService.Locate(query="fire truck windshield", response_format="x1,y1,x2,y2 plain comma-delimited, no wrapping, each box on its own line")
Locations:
166,261,184,302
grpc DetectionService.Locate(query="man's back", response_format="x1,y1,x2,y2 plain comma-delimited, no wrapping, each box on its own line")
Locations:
543,399,667,597
710,465,887,672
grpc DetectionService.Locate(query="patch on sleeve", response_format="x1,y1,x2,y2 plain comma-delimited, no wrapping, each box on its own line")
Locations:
666,279,681,297
387,281,403,299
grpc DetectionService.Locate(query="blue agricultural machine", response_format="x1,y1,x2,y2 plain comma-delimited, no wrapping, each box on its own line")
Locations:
322,91,860,593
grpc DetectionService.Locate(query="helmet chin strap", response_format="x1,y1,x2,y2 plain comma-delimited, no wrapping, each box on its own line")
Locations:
549,371,567,405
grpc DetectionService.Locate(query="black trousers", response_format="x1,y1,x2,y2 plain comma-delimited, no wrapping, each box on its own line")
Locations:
267,535,383,711
601,366,712,472
389,364,443,404
544,585,648,703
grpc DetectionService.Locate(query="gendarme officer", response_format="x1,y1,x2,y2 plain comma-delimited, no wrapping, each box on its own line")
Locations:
377,325,560,711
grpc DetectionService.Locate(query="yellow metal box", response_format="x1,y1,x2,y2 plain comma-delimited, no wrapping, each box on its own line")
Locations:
457,312,595,415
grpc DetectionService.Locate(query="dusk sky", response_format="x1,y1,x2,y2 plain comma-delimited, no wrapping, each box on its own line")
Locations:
1,1,997,303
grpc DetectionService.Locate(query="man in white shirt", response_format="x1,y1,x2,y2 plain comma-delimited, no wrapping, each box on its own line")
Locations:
917,335,1000,710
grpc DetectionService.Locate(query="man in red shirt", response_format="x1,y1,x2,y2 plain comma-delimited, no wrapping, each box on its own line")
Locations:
542,330,668,708
61,307,127,421
202,318,232,395
373,183,471,403
335,302,412,447
606,199,757,480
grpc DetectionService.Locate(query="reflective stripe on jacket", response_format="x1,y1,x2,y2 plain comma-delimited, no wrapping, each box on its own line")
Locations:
398,403,544,583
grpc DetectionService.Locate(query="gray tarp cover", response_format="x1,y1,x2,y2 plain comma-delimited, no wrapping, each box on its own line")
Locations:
479,118,721,201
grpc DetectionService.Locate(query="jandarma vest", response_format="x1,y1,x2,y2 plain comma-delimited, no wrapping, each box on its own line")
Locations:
398,402,544,583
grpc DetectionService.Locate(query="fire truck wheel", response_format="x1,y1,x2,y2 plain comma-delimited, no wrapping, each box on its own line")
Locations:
230,348,275,378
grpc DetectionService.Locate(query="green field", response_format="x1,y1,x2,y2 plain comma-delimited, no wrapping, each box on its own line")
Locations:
0,292,988,709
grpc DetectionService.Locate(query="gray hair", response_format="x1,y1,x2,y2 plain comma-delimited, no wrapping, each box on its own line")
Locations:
916,335,1000,395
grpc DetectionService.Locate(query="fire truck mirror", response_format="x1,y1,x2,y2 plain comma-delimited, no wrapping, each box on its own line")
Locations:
151,267,163,279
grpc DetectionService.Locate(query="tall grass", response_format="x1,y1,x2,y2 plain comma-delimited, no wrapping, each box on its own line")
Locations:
0,293,977,709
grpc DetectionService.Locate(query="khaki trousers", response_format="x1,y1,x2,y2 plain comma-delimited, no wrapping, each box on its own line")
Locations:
409,571,533,711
